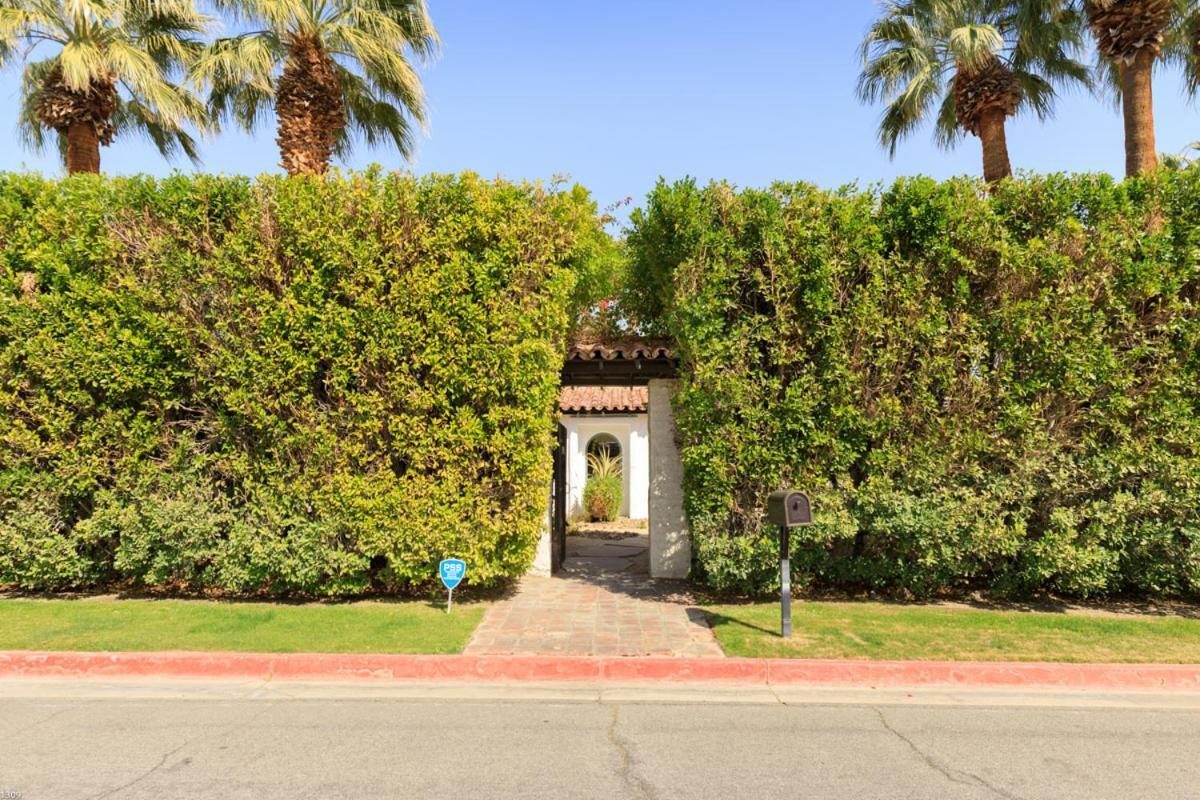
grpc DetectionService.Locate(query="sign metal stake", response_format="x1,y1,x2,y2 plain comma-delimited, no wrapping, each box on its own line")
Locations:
439,558,466,615
780,525,792,639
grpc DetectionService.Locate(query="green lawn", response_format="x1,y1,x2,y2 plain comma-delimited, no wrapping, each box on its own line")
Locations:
704,601,1200,663
0,597,487,655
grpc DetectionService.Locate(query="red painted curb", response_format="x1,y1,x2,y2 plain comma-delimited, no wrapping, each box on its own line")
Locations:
1,651,1197,690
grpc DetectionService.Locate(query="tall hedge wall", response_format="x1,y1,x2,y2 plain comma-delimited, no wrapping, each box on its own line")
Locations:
0,171,609,594
627,171,1200,598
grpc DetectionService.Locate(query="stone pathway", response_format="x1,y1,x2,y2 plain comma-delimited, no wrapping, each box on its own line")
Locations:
465,529,723,658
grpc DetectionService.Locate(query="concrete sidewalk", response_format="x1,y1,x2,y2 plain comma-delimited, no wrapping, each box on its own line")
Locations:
466,529,723,658
464,574,723,658
7,677,1200,709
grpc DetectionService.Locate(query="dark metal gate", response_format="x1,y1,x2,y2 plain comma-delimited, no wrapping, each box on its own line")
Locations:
551,422,567,572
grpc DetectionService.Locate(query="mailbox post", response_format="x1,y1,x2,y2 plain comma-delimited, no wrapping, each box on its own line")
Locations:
766,490,812,638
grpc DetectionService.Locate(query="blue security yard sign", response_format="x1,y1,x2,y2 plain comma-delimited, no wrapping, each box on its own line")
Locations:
439,559,466,613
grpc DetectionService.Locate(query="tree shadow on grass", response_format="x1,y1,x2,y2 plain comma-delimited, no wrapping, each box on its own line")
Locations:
700,609,783,638
949,596,1200,620
0,579,522,612
692,587,1200,622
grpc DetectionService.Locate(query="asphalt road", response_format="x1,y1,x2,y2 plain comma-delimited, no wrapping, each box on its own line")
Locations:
2,681,1199,799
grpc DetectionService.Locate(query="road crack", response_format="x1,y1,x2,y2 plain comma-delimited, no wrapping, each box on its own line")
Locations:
873,707,1025,800
88,740,190,799
87,698,280,799
606,703,657,800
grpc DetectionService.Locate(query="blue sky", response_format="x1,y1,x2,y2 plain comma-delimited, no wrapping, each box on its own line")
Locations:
2,1,1198,214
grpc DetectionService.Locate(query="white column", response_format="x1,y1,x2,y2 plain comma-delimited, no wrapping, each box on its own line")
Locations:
530,488,552,576
648,379,690,578
627,416,649,520
567,424,584,517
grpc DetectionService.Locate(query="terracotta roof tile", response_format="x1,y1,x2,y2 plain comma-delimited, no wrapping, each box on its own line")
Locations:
565,337,675,362
560,385,648,414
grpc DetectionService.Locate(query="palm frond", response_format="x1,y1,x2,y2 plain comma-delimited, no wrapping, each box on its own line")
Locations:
947,23,1005,70
111,94,202,163
331,65,413,157
4,0,211,169
857,0,1090,158
1012,69,1057,120
196,0,436,167
933,89,961,148
191,33,280,92
16,58,54,153
882,62,944,156
1162,0,1200,98
58,40,107,90
327,22,426,127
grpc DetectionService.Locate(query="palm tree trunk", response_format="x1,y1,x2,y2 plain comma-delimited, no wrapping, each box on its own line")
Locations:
276,38,345,176
65,122,101,174
976,107,1012,187
1119,49,1158,176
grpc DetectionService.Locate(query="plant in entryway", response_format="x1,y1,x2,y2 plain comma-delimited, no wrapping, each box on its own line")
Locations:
584,476,621,522
584,450,622,522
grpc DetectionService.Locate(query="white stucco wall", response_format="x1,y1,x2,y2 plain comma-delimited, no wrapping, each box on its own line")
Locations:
648,379,690,579
530,387,690,578
530,490,552,576
561,414,649,520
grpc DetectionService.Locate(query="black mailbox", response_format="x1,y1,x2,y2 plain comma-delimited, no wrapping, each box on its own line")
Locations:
767,490,812,528
768,489,812,640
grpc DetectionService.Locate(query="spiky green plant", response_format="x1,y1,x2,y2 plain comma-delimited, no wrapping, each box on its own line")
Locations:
0,0,209,173
191,0,437,175
858,0,1091,185
586,449,623,481
584,449,623,522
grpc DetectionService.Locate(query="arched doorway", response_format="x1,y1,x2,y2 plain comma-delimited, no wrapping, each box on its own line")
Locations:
537,338,691,580
586,433,622,473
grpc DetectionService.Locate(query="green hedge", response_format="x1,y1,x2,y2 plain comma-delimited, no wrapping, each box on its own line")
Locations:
0,171,610,595
627,171,1200,598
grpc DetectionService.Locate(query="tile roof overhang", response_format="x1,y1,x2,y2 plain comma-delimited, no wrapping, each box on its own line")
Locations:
559,385,648,414
561,337,679,386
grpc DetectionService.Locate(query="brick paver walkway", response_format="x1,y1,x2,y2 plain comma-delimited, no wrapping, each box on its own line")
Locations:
465,530,723,658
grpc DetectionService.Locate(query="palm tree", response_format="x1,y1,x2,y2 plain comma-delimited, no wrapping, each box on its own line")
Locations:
192,0,438,176
858,0,1091,185
0,0,208,174
1162,1,1200,101
1084,0,1185,175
